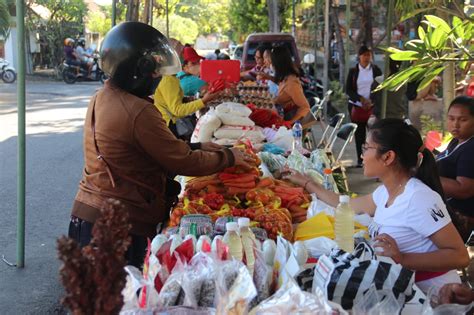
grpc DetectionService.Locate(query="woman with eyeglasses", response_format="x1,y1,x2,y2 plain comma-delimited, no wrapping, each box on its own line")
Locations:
241,45,268,81
284,118,469,293
270,46,310,124
436,96,474,242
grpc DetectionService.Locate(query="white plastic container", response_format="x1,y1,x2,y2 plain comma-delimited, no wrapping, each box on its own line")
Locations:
223,222,243,261
334,195,354,253
238,217,256,276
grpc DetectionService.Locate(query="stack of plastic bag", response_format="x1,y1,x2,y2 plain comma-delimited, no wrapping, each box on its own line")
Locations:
212,102,265,145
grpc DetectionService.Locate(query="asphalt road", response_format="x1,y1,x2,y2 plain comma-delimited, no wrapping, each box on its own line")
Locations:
0,79,101,314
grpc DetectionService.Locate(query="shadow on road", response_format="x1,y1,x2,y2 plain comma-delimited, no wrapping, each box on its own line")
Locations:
0,130,84,314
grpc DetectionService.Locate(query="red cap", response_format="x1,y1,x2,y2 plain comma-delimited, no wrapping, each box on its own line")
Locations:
183,47,204,63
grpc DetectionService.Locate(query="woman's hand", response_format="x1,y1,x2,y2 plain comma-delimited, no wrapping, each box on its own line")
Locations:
282,168,311,187
201,90,221,105
439,283,474,305
230,147,254,170
200,142,223,152
374,233,404,264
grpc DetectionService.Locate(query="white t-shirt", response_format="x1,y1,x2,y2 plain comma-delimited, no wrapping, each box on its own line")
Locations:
369,178,460,292
357,64,373,100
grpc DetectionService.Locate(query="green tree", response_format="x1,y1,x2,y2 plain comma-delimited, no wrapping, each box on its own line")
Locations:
153,13,199,44
27,0,88,67
0,0,11,38
228,0,269,41
377,2,473,92
174,0,230,35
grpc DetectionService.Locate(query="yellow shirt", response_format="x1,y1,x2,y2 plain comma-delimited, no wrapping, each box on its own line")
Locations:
153,75,205,125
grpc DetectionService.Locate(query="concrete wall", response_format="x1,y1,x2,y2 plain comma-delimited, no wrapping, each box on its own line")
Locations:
4,27,17,68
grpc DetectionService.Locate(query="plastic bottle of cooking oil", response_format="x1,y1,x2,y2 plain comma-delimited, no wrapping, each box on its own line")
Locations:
223,222,243,261
334,195,354,253
238,217,256,276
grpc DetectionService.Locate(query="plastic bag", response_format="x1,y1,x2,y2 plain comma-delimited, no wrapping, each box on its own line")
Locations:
122,265,160,311
216,102,252,117
270,127,293,152
249,271,341,315
353,285,403,315
191,107,222,143
215,113,255,126
249,248,273,309
216,260,257,315
303,237,338,258
421,286,474,315
258,152,287,176
312,245,415,310
309,150,331,174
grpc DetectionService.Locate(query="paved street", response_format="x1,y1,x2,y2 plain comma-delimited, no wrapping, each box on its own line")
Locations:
0,79,101,314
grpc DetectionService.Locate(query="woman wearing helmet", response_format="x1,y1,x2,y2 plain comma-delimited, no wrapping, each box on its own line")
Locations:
63,38,81,74
69,22,254,267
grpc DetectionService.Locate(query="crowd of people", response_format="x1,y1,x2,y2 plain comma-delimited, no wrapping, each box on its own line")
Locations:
66,21,473,302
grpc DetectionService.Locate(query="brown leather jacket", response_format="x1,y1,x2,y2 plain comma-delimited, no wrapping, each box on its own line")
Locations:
72,81,234,237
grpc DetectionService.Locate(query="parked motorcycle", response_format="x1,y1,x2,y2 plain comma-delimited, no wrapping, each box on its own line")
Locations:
62,54,107,84
0,58,17,83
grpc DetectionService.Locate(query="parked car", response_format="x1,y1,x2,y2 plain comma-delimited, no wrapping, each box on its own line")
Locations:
231,45,243,62
241,33,300,71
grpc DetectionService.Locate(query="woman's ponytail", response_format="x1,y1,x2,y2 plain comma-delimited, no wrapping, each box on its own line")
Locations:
415,148,445,199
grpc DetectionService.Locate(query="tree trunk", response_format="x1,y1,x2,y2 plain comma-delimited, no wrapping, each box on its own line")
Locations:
331,5,345,86
363,0,373,48
126,0,140,22
141,0,150,24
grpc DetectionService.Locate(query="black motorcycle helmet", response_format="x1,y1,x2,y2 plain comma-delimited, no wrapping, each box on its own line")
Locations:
78,38,86,47
99,22,181,97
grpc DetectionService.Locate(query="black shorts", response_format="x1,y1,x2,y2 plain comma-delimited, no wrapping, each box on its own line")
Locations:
66,59,81,67
68,216,148,268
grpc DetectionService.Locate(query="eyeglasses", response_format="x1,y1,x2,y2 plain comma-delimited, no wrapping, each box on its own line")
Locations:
362,144,377,154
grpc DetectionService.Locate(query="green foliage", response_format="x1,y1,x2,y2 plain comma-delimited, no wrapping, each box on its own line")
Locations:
228,0,269,42
420,114,442,137
0,0,10,38
87,12,111,37
86,3,126,37
153,14,199,44
27,0,88,67
174,0,230,35
329,80,349,116
377,13,474,92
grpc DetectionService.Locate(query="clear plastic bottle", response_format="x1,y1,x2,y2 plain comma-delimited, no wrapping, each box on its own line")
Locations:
292,120,303,152
334,195,354,253
323,168,333,191
223,222,243,261
238,217,256,276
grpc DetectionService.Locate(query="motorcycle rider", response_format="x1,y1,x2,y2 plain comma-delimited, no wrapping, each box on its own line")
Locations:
68,22,254,267
63,38,81,75
75,38,93,78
